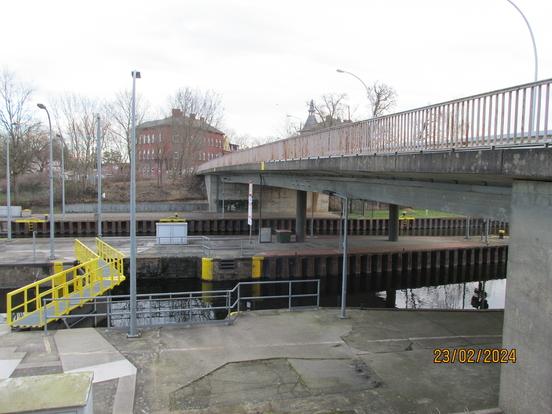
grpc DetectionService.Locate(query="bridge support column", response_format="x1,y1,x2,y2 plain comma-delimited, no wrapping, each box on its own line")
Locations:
205,175,220,213
500,180,552,413
296,190,307,242
388,204,399,241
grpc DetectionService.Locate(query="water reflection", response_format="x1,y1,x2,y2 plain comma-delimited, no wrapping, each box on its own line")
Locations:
391,279,505,310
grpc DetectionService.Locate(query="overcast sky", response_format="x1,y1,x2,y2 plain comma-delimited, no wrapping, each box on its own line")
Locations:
2,0,551,139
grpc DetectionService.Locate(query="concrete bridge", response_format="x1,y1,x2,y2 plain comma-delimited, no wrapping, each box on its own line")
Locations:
198,79,552,413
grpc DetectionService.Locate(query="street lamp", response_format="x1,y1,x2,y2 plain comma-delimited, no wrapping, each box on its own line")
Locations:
336,69,372,116
5,124,15,240
56,134,66,219
37,103,55,260
505,0,539,137
128,70,141,338
96,115,102,237
505,0,538,82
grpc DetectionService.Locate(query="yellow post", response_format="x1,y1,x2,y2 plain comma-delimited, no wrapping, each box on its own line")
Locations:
202,258,213,281
52,261,64,274
252,256,263,279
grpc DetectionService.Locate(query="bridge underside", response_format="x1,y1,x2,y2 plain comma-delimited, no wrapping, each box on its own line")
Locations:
201,147,552,413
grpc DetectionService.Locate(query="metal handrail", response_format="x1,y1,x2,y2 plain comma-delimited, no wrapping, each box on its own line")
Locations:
42,278,321,331
197,78,552,172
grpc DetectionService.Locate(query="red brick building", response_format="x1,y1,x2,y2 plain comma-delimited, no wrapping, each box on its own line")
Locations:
136,109,230,179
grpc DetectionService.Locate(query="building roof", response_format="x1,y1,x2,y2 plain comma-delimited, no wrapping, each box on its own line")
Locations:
137,109,224,135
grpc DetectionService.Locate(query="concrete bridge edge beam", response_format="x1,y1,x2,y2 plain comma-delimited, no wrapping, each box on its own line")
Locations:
499,180,552,413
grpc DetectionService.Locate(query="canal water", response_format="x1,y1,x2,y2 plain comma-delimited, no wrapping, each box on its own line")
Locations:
1,263,506,319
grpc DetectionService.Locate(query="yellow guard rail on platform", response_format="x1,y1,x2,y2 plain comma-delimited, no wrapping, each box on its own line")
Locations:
6,238,126,328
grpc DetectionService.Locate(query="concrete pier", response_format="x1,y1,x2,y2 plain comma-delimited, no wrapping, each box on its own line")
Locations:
388,204,399,242
500,181,552,413
296,190,307,242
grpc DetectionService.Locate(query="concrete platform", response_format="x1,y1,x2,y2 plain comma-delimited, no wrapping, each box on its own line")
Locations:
0,234,507,265
0,308,504,413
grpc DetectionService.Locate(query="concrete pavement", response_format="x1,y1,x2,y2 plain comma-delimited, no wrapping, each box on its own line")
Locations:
0,308,504,413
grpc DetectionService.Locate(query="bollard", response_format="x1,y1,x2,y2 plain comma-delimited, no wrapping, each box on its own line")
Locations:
252,256,264,279
201,257,213,281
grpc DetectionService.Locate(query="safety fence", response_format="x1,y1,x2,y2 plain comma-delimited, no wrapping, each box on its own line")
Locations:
41,279,320,331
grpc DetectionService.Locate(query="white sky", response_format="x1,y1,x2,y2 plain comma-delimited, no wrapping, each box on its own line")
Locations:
2,0,551,139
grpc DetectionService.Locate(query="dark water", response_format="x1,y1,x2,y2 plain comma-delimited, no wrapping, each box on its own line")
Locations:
1,263,506,316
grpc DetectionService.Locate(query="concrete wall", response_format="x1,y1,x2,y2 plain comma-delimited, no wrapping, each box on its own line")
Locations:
214,181,329,214
500,181,552,413
65,201,207,214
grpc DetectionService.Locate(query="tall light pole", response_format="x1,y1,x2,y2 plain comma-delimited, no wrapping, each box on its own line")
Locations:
5,125,14,240
96,114,102,237
336,69,372,117
128,70,141,338
56,134,66,219
505,0,539,137
505,0,538,82
37,103,55,260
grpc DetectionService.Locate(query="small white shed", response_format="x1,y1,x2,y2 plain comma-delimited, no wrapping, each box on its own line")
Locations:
156,222,188,245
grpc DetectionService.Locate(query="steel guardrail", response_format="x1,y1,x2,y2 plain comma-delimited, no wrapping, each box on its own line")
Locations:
197,79,552,172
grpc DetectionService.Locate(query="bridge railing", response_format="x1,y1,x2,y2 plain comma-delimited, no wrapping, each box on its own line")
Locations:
198,79,552,171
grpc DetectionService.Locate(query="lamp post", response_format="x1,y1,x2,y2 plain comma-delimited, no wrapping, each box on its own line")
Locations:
56,134,66,219
336,69,372,117
5,125,14,240
505,0,538,82
128,70,141,338
37,103,55,260
505,0,539,137
96,115,102,237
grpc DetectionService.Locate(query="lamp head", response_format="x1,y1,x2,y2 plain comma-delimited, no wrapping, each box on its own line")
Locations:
37,103,46,109
336,69,345,73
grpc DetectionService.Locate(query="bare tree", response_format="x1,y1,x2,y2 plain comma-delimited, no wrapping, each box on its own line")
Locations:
167,88,224,182
312,93,349,128
368,82,397,117
0,69,42,197
53,94,111,192
107,89,149,163
169,88,223,127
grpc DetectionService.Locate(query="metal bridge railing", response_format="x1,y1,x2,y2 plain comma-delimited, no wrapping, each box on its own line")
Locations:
41,279,320,331
198,79,552,172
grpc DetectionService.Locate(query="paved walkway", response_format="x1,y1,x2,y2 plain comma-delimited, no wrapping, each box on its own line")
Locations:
0,234,507,264
0,308,504,413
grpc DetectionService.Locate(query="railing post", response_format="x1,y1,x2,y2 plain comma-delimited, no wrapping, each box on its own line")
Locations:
107,294,111,329
237,283,241,312
317,279,320,309
226,290,230,321
188,292,193,322
288,280,292,311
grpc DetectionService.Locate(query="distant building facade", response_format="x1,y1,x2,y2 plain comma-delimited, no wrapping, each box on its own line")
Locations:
136,109,235,179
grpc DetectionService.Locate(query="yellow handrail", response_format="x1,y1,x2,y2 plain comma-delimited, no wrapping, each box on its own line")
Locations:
6,239,126,328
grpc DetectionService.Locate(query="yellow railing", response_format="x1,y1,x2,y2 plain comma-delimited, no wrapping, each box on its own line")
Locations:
96,238,124,276
6,238,126,328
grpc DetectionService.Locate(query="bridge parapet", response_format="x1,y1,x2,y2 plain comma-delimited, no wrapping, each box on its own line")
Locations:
199,79,552,173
